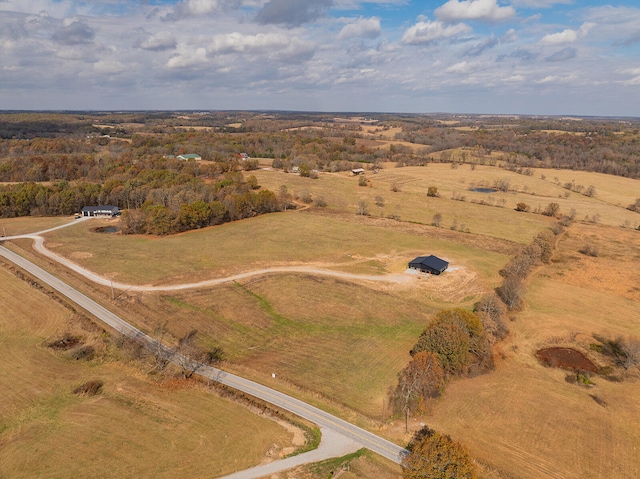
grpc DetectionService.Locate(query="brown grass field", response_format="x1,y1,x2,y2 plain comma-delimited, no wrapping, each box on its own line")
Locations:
423,222,640,478
0,264,298,479
0,216,73,236
3,158,640,478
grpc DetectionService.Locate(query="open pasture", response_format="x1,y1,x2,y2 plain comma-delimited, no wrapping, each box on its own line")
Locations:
253,165,559,244
421,221,640,479
258,163,640,233
0,216,73,236
0,265,295,479
42,210,510,286
129,274,451,419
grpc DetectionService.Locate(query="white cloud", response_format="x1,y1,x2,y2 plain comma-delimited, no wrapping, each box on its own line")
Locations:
167,47,208,69
510,0,571,7
445,61,479,73
185,0,222,15
209,32,292,54
623,76,640,86
435,0,515,23
93,59,126,74
501,28,517,43
536,74,577,84
139,32,177,51
337,17,381,40
402,19,471,45
540,22,594,46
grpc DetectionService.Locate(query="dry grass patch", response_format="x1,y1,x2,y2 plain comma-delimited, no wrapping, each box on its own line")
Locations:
414,222,640,479
0,216,73,236
542,224,640,302
0,266,296,479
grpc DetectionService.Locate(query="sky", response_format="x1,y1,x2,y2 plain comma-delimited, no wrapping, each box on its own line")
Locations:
1,0,639,116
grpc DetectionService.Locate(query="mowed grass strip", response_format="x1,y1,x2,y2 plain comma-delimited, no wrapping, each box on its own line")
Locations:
43,210,510,285
0,266,294,479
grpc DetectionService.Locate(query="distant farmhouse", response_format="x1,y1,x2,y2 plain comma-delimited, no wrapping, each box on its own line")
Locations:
351,168,365,175
81,206,120,218
408,255,449,275
334,117,379,125
177,154,201,161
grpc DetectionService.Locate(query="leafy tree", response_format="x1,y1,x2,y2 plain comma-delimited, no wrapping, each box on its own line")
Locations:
245,175,260,189
402,427,478,479
412,309,488,375
515,202,529,212
427,186,439,197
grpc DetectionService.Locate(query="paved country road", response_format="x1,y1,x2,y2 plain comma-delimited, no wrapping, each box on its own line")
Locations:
0,244,407,466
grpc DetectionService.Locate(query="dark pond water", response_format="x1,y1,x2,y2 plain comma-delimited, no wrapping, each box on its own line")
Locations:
95,226,120,233
471,187,498,193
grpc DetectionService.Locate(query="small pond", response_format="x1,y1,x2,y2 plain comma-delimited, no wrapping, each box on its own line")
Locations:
95,226,120,234
536,347,598,373
471,187,498,193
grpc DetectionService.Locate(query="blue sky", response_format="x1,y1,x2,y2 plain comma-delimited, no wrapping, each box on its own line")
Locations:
1,0,639,115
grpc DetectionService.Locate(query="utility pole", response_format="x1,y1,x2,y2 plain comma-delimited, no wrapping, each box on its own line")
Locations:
110,278,115,300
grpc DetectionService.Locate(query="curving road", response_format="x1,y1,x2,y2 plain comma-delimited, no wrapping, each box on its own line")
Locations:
0,230,407,466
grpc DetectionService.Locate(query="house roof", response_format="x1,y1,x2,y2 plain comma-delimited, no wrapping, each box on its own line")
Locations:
82,205,119,212
409,255,449,271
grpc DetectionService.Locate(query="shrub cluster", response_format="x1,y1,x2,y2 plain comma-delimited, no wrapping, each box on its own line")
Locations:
496,228,559,310
402,426,478,479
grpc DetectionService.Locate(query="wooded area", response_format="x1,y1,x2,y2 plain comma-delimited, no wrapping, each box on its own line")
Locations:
1,111,639,236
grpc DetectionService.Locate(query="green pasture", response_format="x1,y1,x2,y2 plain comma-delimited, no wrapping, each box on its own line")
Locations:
43,211,510,285
142,275,440,418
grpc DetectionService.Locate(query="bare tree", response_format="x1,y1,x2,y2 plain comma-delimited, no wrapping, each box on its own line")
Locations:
374,195,385,217
497,275,525,311
391,352,443,432
542,202,560,217
474,294,508,344
620,337,640,370
175,330,223,379
356,199,369,216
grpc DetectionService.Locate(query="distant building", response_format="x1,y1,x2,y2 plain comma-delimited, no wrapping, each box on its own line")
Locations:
408,255,449,275
351,168,365,175
81,206,120,218
177,154,201,161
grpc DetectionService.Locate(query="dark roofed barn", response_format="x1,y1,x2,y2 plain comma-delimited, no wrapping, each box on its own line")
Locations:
408,255,449,275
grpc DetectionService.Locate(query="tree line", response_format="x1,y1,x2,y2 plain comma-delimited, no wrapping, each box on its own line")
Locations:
0,153,282,235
